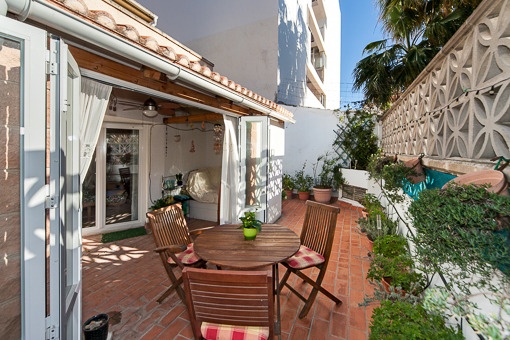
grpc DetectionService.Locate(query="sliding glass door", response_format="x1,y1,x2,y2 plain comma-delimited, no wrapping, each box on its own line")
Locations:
82,122,148,232
104,128,139,225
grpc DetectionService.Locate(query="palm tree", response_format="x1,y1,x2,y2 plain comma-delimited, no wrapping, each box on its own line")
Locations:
353,0,482,107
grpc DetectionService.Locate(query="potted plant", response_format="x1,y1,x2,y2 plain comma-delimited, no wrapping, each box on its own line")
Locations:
369,300,463,339
294,163,313,200
282,173,295,199
373,234,408,258
311,153,345,203
358,215,397,243
367,253,425,295
149,195,175,211
239,211,263,240
367,234,425,295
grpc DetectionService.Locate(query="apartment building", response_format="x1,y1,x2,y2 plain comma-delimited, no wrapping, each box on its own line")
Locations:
138,0,341,110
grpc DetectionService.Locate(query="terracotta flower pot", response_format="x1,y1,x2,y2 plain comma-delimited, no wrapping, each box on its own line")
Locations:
442,169,509,195
284,189,294,199
312,187,332,203
298,191,310,200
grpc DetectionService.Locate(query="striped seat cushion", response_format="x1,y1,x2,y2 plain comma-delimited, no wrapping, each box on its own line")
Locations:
285,245,325,269
167,243,201,265
201,322,269,340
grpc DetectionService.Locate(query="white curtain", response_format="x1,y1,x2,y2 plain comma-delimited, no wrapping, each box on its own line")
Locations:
219,116,240,224
79,78,112,182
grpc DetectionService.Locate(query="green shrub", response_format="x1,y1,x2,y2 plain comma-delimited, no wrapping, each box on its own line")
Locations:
367,253,424,292
358,214,397,241
409,183,510,280
373,234,408,258
369,300,463,340
282,173,295,191
294,163,314,192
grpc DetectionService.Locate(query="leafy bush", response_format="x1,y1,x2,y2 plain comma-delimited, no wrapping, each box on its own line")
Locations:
369,300,463,340
335,109,378,170
367,153,418,203
312,153,345,189
361,193,384,215
149,196,175,211
409,183,510,281
294,163,314,192
282,173,295,191
358,214,397,241
367,253,424,293
373,234,408,258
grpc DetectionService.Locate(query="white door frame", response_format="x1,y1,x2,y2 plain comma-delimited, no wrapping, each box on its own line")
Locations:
239,116,269,222
47,36,82,339
0,15,47,339
82,122,150,235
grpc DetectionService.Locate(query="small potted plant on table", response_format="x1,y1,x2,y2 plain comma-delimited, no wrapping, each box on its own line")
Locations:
239,211,263,240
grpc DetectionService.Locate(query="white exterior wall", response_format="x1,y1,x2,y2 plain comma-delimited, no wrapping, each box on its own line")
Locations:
277,0,310,107
282,105,340,176
183,16,279,100
323,0,341,109
138,0,279,100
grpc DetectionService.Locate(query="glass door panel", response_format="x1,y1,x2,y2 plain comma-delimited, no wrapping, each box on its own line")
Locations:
82,149,96,228
240,117,268,222
105,128,139,225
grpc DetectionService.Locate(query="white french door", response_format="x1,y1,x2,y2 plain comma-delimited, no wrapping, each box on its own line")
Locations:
239,116,269,222
0,14,47,339
47,37,82,339
83,122,149,234
0,15,81,340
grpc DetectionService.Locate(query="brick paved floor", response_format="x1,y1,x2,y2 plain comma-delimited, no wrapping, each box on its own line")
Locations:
82,198,375,339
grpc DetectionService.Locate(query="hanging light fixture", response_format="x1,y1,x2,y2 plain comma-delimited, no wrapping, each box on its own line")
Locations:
142,97,158,117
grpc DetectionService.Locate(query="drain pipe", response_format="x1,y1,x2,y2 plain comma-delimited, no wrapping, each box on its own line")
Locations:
4,0,286,119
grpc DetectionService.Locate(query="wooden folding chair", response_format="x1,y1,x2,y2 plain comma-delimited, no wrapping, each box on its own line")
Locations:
182,267,274,340
146,204,212,304
278,200,342,318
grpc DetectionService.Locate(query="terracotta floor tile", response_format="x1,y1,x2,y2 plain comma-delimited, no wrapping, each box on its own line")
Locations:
82,198,374,339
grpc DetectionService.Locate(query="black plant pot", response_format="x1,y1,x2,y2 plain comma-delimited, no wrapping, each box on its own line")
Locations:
83,313,109,340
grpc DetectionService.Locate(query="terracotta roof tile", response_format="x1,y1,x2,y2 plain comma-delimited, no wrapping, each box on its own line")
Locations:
141,36,160,52
190,61,203,73
59,0,88,15
201,66,212,78
50,0,294,121
210,72,221,82
176,54,190,67
159,46,177,61
90,10,117,30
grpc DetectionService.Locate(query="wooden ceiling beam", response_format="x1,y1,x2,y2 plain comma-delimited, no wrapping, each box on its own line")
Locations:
163,113,223,125
70,46,253,116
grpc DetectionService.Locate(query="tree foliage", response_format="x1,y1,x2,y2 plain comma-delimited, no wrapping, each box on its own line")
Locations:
335,109,378,170
353,0,483,107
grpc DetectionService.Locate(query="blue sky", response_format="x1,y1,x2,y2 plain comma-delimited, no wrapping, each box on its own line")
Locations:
340,0,385,107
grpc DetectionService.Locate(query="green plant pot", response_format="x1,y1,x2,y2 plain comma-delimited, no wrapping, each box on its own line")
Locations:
243,228,258,240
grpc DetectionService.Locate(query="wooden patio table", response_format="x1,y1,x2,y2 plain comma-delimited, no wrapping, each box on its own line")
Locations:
194,223,301,337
